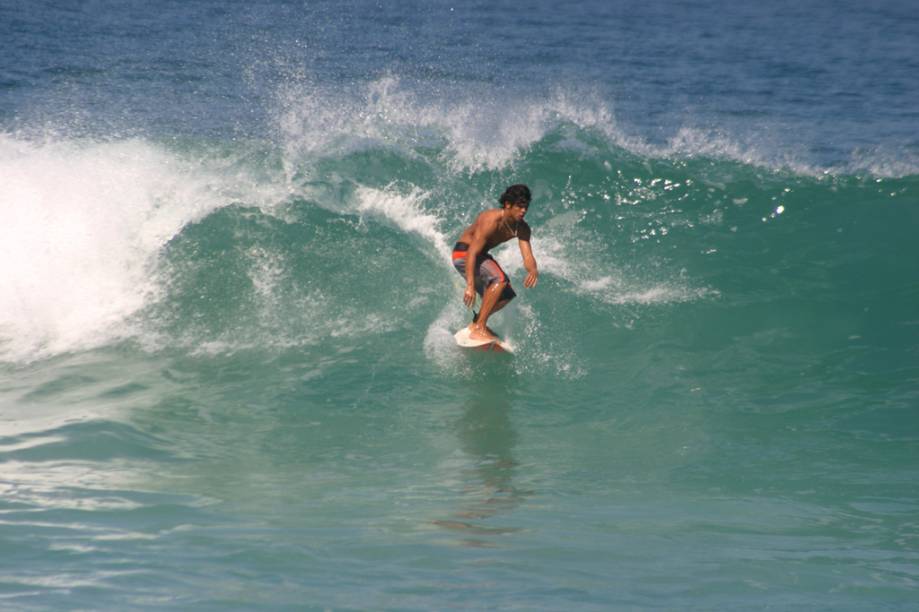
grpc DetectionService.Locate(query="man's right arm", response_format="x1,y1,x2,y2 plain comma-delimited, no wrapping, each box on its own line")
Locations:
462,214,493,306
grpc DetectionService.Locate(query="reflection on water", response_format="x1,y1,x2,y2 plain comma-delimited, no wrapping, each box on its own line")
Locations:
433,380,529,546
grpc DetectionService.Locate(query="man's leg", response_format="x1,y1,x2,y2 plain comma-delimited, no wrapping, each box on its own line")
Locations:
471,298,509,337
470,281,507,340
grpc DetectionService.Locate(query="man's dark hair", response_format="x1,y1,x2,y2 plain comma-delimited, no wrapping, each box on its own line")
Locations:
499,184,531,207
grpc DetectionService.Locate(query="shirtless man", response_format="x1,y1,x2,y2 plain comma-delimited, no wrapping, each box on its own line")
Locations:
451,184,539,342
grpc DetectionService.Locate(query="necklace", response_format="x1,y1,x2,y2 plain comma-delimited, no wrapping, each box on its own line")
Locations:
503,215,517,237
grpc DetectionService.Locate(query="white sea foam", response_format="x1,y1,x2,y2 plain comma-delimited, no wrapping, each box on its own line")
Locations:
354,184,450,259
0,134,275,362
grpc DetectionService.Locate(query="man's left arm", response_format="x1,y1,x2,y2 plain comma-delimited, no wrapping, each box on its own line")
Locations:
518,223,538,288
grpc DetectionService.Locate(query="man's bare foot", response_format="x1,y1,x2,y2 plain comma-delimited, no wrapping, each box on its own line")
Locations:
471,315,497,337
468,324,498,342
476,322,497,335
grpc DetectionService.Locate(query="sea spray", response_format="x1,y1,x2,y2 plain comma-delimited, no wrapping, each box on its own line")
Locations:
0,137,221,361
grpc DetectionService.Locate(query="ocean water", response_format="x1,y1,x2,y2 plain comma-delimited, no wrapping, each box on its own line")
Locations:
2,1,918,609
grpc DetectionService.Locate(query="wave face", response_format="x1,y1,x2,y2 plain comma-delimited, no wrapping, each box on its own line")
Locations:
2,2,918,609
2,84,916,367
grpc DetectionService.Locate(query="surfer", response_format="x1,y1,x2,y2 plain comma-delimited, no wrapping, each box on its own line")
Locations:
452,184,539,342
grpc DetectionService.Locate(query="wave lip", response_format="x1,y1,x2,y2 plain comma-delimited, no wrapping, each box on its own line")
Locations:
273,75,919,179
276,74,625,173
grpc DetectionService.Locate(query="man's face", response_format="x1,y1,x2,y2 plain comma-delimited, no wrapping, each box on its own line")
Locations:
509,203,528,221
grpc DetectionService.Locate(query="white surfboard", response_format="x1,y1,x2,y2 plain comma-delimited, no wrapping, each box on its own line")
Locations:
453,327,514,354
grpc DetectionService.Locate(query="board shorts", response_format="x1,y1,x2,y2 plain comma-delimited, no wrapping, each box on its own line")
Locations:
451,242,517,302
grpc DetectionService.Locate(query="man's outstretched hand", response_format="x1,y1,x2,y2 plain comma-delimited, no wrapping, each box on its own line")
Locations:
524,270,539,288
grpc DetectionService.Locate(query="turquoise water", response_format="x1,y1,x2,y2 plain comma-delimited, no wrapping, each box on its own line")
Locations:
2,1,918,609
